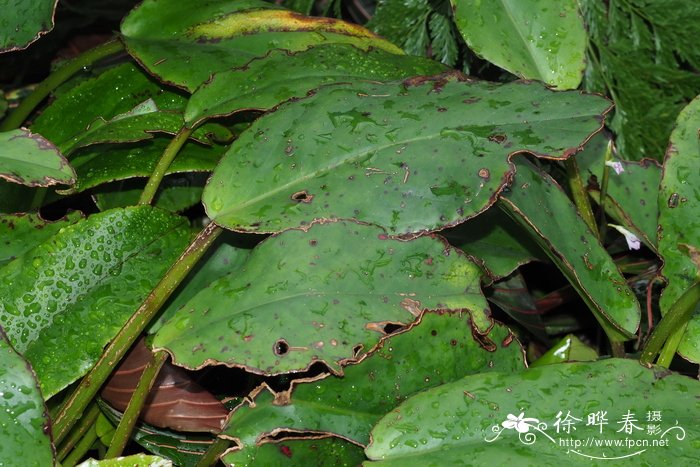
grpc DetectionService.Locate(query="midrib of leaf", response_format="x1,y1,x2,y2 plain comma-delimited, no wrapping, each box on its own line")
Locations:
498,0,550,81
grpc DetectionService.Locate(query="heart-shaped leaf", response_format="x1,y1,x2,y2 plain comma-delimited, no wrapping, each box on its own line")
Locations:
658,95,700,362
0,206,191,398
204,74,611,235
0,329,53,466
154,221,487,374
0,128,75,187
499,159,640,340
366,359,700,464
121,0,403,92
451,0,586,89
220,312,524,449
185,44,446,126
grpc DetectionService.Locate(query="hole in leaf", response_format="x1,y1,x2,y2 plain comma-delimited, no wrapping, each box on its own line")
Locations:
274,339,290,356
352,344,363,358
291,191,313,203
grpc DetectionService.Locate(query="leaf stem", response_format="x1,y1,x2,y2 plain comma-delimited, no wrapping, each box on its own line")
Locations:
640,282,700,366
52,222,223,444
0,39,124,132
105,349,168,458
57,402,100,462
61,422,98,467
565,157,599,239
597,140,613,239
656,324,687,368
195,436,231,467
138,125,195,205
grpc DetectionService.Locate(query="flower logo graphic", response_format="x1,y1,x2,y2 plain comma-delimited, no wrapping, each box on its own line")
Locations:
502,412,540,433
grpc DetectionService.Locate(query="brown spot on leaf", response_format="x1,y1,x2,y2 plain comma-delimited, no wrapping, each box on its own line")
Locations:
400,298,422,317
291,190,313,203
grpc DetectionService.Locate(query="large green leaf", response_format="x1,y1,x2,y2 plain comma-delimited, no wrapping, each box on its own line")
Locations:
366,359,700,465
68,137,224,193
77,455,171,467
204,75,611,235
450,0,586,89
121,0,403,92
499,160,640,340
0,329,53,466
222,437,365,467
31,62,225,154
185,44,446,126
154,221,487,374
220,312,524,450
0,0,57,52
0,128,75,187
0,211,82,266
0,207,191,398
658,96,700,362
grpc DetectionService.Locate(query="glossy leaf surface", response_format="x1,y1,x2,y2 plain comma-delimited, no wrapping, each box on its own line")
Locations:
500,160,640,339
529,333,597,366
204,75,611,235
366,359,700,464
77,454,171,467
121,0,403,92
0,207,191,398
451,0,586,89
0,0,57,52
69,138,223,193
222,437,365,466
658,96,700,361
185,44,446,126
220,312,524,448
0,329,53,466
154,221,487,374
0,211,82,266
0,129,75,187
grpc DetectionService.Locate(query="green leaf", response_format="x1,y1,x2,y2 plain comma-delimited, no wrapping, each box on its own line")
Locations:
0,206,191,398
365,359,700,464
577,133,662,252
487,272,546,341
149,231,251,334
121,0,403,92
185,44,446,126
93,174,208,214
154,221,487,374
68,137,224,193
0,211,83,267
448,207,543,280
499,160,640,340
0,0,57,52
0,329,53,466
220,312,524,448
222,437,366,466
204,75,611,235
30,63,227,155
581,0,700,161
658,95,700,362
77,454,172,467
450,0,586,89
0,128,75,187
529,334,598,367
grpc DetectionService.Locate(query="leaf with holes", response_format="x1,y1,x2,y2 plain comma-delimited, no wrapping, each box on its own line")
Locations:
219,312,523,450
499,160,640,341
0,0,57,52
185,44,446,126
451,0,586,89
154,221,487,374
366,359,700,465
204,74,611,235
0,129,75,187
121,0,403,92
0,329,54,466
0,206,191,398
658,96,700,362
